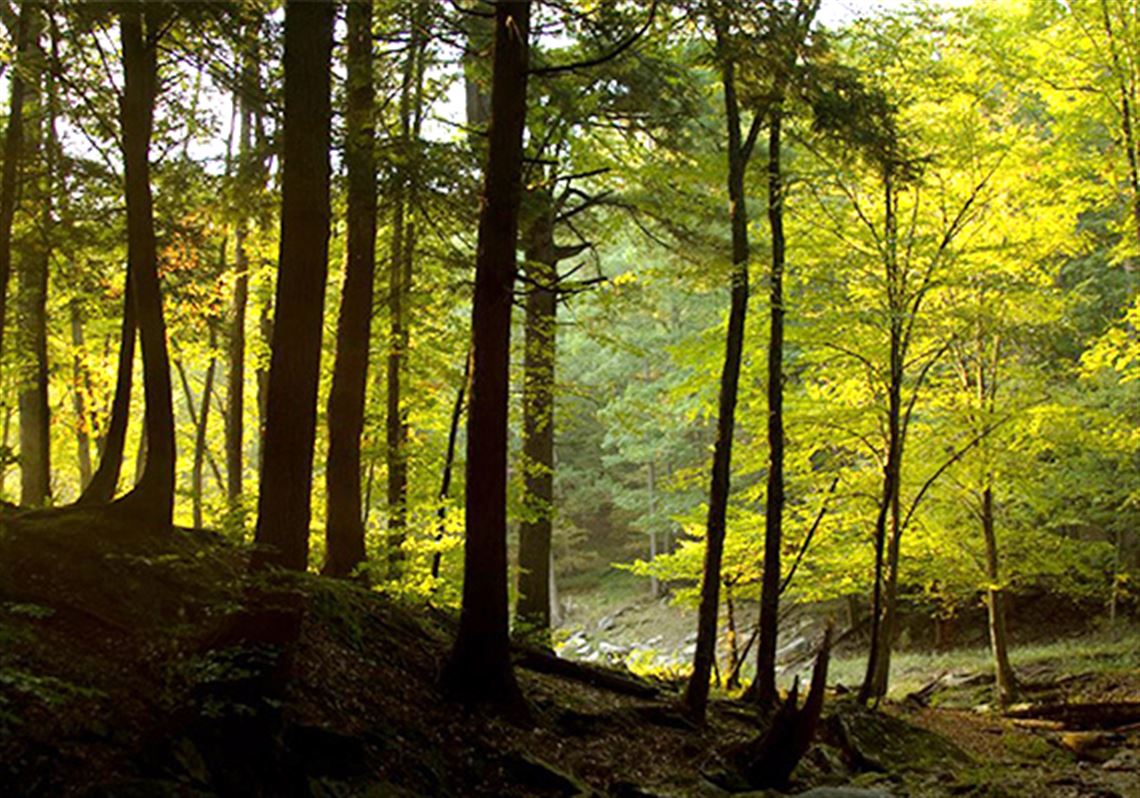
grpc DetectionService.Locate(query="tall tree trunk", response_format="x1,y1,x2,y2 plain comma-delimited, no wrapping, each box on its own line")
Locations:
386,5,427,577
18,10,51,508
251,0,334,571
0,1,30,369
225,30,260,523
79,272,136,504
860,176,902,705
982,485,1018,705
115,5,176,526
685,17,750,722
754,102,786,708
441,0,530,711
324,0,376,579
69,301,93,489
516,198,557,643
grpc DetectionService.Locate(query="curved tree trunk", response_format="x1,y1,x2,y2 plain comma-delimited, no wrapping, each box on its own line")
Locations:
251,0,334,571
441,0,530,711
78,273,136,505
114,5,176,526
324,0,376,579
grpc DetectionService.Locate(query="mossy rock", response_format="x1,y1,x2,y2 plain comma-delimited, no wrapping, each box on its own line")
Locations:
824,700,970,774
0,508,240,631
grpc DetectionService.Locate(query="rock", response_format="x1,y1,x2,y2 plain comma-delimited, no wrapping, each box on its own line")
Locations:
598,615,616,631
501,752,591,796
1103,749,1140,771
598,641,628,656
824,700,970,774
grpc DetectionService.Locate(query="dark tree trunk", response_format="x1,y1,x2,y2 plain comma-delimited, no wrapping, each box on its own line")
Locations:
79,272,136,505
18,10,51,508
982,485,1018,706
324,0,376,579
114,5,176,526
431,350,471,582
754,104,786,709
69,301,93,490
0,1,30,368
685,16,751,722
191,331,218,529
860,177,902,705
251,0,334,571
516,198,557,643
441,0,530,711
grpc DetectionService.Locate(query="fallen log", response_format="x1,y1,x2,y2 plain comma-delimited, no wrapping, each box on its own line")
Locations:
1005,702,1140,731
512,645,660,699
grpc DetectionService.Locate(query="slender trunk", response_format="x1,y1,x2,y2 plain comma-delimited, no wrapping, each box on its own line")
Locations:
191,331,218,529
115,5,176,526
18,13,51,507
325,0,376,579
725,581,740,691
79,272,136,504
1100,0,1140,250
386,7,427,576
860,176,901,704
755,103,786,708
685,20,750,722
516,200,557,643
431,350,471,582
441,0,530,711
251,0,334,571
70,302,93,489
982,485,1017,706
225,34,259,521
0,2,30,367
648,460,659,598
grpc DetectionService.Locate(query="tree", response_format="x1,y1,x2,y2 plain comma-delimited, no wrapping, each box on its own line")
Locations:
251,0,334,571
0,1,31,377
113,3,176,526
441,0,530,711
17,4,52,507
325,0,376,579
685,0,773,721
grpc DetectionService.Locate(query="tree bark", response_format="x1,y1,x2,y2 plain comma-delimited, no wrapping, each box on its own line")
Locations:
191,331,218,529
79,272,136,505
18,8,51,508
69,302,93,490
441,0,530,712
754,103,787,709
982,485,1018,706
685,13,751,722
0,1,30,369
114,5,176,526
324,0,376,579
516,196,557,643
251,0,334,571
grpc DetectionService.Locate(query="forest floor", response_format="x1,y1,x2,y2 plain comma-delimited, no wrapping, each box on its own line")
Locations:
0,513,1137,797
